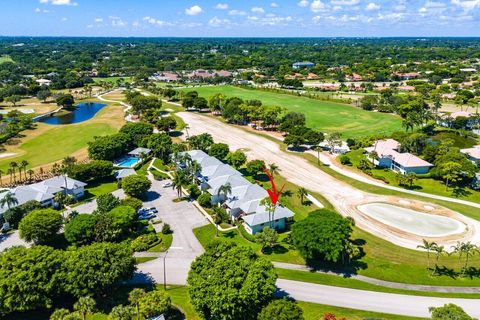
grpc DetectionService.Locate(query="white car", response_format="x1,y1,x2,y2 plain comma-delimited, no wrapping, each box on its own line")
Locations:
163,182,172,188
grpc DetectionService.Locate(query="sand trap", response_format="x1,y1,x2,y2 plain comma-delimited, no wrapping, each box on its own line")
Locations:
0,153,16,159
399,200,411,205
358,203,466,238
424,205,434,211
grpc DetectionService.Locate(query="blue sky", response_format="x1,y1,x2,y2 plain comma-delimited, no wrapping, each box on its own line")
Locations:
1,0,480,37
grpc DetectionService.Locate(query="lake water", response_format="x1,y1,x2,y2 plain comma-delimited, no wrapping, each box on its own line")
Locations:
357,203,466,238
38,102,107,125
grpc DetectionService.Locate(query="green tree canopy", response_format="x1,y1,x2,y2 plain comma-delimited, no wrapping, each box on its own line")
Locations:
64,214,97,245
226,150,247,168
208,143,230,160
429,303,474,320
56,94,75,108
291,210,352,263
138,290,172,318
187,242,277,320
257,299,304,320
18,208,63,244
96,193,121,213
121,175,151,199
119,122,154,146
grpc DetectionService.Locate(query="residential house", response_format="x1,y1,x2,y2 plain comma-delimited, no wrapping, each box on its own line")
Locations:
292,62,315,69
365,139,434,174
0,176,86,217
128,147,152,158
36,78,52,86
114,168,137,181
460,146,480,163
395,72,421,80
182,150,294,234
346,73,363,82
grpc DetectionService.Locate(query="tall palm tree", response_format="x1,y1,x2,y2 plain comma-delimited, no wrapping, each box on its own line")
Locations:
128,288,145,320
9,161,18,183
217,183,232,207
432,244,445,275
461,242,477,276
172,171,186,199
212,207,223,237
0,191,18,213
74,296,96,320
20,160,28,181
7,168,13,184
297,187,308,205
27,169,34,182
268,163,280,178
451,242,465,270
189,160,201,184
417,239,437,270
62,156,77,168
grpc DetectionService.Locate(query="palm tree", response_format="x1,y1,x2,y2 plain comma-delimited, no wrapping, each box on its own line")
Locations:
62,156,77,168
297,187,308,205
268,163,280,178
20,160,28,181
172,171,186,199
217,183,232,207
27,169,34,182
49,308,70,320
184,124,191,140
0,191,18,212
212,207,223,237
74,296,96,320
417,239,437,270
461,242,477,276
9,161,17,183
432,244,445,275
189,160,201,184
451,242,465,270
7,168,13,184
128,288,145,320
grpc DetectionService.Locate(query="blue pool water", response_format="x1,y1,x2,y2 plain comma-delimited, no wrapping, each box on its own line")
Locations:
115,156,141,168
38,102,107,125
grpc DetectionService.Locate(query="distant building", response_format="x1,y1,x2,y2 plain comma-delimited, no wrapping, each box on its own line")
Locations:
292,62,315,69
395,72,421,80
36,78,52,86
460,146,480,163
0,176,86,217
365,139,433,174
460,68,477,73
128,147,152,158
182,150,294,234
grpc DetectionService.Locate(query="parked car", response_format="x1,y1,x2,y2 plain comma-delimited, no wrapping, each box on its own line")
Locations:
138,213,156,220
163,182,172,188
147,207,158,213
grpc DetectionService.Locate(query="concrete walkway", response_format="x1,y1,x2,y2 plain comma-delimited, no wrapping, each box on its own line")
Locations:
98,89,136,122
277,279,480,318
274,262,480,294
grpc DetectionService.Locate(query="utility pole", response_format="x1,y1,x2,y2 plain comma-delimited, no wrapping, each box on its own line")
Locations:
163,250,168,290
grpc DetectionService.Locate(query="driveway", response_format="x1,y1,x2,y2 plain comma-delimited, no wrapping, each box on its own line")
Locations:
132,177,209,285
277,279,480,318
63,189,125,216
0,230,28,252
176,112,480,250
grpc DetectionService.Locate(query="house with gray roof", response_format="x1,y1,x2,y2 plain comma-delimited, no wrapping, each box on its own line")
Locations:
128,147,152,158
182,150,294,234
0,176,86,217
114,168,137,181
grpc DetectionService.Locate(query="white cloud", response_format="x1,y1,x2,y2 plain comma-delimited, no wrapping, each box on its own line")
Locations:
366,2,380,11
251,7,265,14
142,16,171,27
331,0,359,5
185,5,203,16
310,0,327,12
208,16,232,27
40,0,78,6
109,16,127,27
298,0,309,8
35,7,41,12
35,7,49,13
451,0,480,11
228,9,247,15
215,3,228,10
61,17,67,21
247,14,293,26
270,2,279,8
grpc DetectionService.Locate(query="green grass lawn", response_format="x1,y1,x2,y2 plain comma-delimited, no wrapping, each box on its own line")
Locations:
147,232,173,252
0,122,116,172
92,76,132,84
83,177,119,199
135,257,157,264
186,85,403,138
344,149,480,203
0,55,14,64
298,302,426,320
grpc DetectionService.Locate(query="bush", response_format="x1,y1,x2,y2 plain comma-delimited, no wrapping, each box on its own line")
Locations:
64,214,97,245
258,299,304,320
107,206,137,236
121,175,151,199
18,209,63,244
151,169,168,181
197,193,212,208
187,184,201,199
120,197,143,212
138,290,171,318
96,193,120,213
339,154,351,165
162,223,172,234
131,233,161,252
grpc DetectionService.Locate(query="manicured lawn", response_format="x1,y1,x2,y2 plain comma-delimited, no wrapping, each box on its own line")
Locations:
92,76,132,84
298,302,426,320
0,55,14,64
343,149,480,203
187,85,403,138
0,122,116,172
135,257,157,264
147,232,173,252
83,178,119,199
277,268,480,299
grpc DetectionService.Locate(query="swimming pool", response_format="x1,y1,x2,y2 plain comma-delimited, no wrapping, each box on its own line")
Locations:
115,156,141,168
357,203,466,238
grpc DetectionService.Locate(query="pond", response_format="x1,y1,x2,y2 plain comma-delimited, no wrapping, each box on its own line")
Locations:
357,203,466,238
38,102,107,125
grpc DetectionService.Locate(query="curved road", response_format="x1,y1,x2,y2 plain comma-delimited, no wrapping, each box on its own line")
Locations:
176,111,480,250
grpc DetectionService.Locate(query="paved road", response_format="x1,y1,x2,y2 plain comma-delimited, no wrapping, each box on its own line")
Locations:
0,230,28,252
132,177,209,285
177,112,480,250
277,279,480,318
